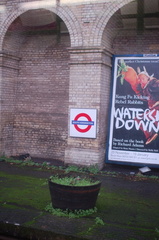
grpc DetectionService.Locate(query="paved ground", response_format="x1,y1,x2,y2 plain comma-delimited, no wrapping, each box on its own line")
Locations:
0,160,159,240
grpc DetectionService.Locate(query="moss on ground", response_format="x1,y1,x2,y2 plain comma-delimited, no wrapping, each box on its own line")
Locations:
96,187,159,228
0,171,50,210
0,164,159,240
90,187,159,240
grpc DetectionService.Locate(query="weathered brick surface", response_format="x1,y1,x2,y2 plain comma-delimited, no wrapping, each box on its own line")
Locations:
13,33,70,160
0,0,158,168
0,51,20,156
113,30,159,54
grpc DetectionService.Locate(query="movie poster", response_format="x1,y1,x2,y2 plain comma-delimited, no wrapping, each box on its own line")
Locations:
107,54,159,166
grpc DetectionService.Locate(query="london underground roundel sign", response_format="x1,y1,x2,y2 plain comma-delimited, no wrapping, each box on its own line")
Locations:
70,109,97,138
73,113,93,133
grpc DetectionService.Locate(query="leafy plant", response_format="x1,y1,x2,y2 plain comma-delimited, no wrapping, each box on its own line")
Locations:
1,156,99,177
64,164,99,175
155,228,159,234
65,165,83,173
21,160,35,166
84,216,105,234
0,156,23,164
49,175,100,186
45,203,97,218
41,161,50,167
149,175,159,180
88,164,99,174
95,217,105,225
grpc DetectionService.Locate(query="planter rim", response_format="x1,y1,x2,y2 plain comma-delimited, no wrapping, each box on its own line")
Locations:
48,179,101,189
48,174,101,188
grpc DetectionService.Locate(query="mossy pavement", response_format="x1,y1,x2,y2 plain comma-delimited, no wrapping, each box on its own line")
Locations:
0,161,159,240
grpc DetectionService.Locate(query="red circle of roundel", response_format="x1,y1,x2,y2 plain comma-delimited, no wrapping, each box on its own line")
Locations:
74,113,92,133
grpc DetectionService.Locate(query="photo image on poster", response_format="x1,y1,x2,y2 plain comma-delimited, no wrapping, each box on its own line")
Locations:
107,55,159,166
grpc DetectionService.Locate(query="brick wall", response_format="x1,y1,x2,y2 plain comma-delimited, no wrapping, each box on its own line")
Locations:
113,30,159,54
1,13,70,160
0,0,158,168
64,47,112,168
0,51,20,156
12,33,70,160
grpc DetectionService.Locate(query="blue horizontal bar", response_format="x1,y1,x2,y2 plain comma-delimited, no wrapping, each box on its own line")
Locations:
72,120,94,126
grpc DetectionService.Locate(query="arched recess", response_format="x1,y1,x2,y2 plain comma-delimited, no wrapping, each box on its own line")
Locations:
0,6,78,161
0,4,83,51
89,0,134,47
111,0,159,55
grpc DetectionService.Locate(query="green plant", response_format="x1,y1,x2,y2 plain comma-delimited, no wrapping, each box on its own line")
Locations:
84,216,105,235
95,217,105,226
88,164,99,174
41,161,50,167
49,175,100,186
149,176,159,180
1,156,23,164
45,203,97,218
65,165,83,173
64,164,99,175
155,228,159,234
21,160,35,166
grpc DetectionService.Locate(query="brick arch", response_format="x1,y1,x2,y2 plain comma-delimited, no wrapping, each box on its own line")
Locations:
0,3,83,51
89,0,134,46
